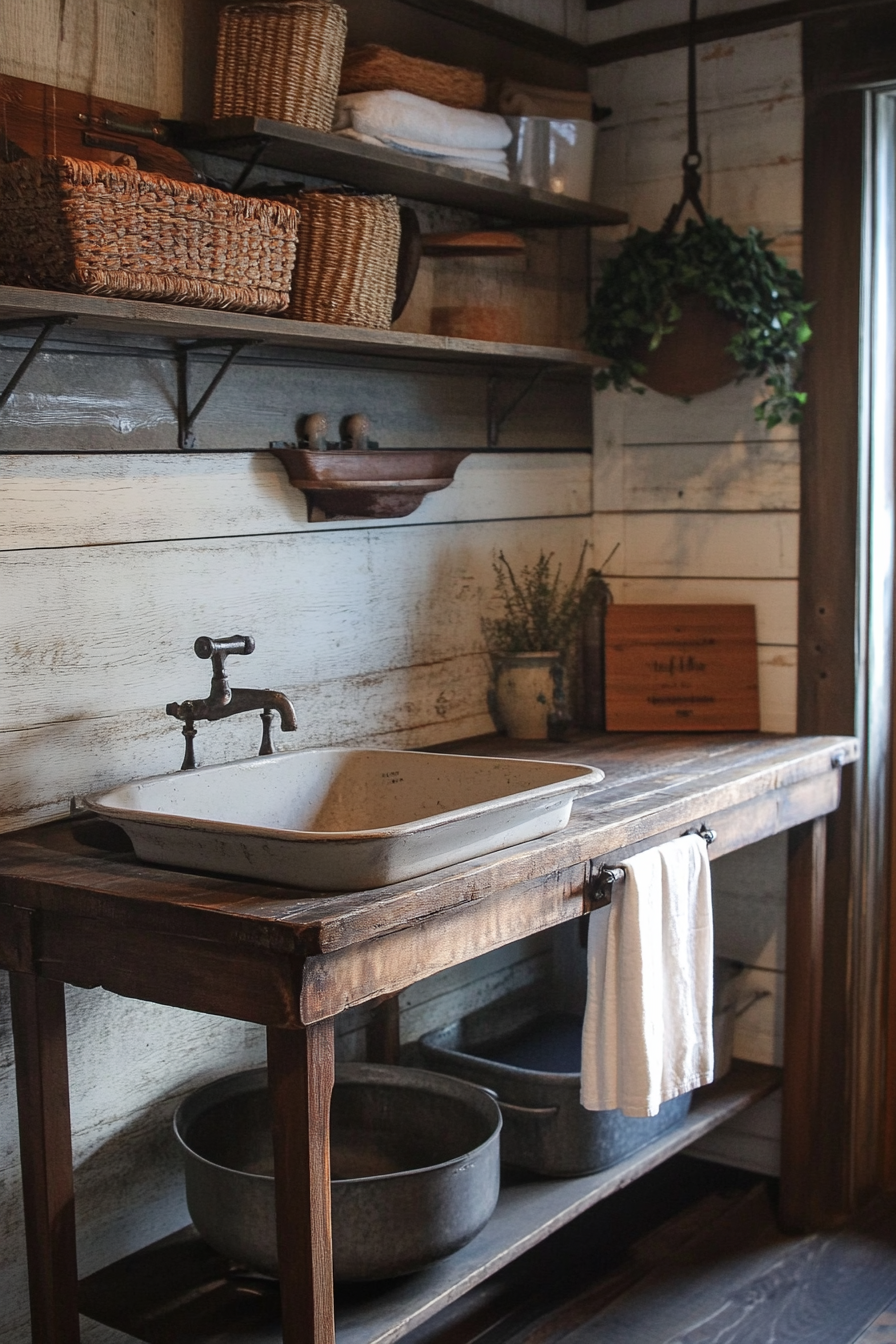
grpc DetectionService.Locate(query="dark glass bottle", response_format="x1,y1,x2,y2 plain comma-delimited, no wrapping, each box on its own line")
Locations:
580,568,614,730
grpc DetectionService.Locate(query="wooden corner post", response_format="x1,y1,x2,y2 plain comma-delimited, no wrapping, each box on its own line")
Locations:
267,1017,336,1344
780,816,828,1230
8,971,80,1344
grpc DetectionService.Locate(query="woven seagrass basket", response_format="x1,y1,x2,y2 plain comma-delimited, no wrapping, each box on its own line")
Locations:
289,192,401,329
0,157,299,313
214,2,347,131
339,44,486,110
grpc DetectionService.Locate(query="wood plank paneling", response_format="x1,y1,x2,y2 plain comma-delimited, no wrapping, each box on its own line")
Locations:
0,345,592,454
0,452,591,551
593,513,799,579
616,442,800,513
0,517,589,828
0,0,184,116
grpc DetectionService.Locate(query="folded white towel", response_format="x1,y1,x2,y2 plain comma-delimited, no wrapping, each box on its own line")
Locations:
580,833,714,1118
335,128,510,178
334,90,512,151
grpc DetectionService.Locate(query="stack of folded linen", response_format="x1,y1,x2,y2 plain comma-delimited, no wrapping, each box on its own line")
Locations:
332,91,512,179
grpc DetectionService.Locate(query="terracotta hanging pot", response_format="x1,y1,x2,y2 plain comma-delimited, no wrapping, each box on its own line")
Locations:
634,292,742,398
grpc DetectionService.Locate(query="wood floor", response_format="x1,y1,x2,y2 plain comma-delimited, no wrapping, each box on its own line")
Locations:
406,1159,896,1344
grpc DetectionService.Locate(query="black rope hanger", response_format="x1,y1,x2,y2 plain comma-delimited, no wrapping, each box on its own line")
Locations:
662,0,708,234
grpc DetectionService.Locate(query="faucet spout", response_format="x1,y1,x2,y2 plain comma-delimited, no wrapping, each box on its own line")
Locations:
212,688,298,731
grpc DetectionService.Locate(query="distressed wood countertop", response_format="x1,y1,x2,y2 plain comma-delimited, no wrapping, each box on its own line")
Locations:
0,732,857,1028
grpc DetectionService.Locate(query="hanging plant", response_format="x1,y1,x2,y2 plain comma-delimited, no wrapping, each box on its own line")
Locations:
586,216,812,428
585,0,812,430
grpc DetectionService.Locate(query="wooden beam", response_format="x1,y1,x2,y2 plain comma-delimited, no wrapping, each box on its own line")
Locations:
392,0,588,67
585,0,894,67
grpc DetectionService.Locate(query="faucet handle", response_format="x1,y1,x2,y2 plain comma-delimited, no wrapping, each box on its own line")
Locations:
194,635,255,661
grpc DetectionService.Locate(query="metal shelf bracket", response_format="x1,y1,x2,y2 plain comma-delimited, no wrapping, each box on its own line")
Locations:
175,339,254,450
486,365,549,449
0,317,72,416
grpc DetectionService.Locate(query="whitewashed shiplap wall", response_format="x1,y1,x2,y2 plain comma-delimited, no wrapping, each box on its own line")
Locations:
589,23,804,732
587,24,803,1174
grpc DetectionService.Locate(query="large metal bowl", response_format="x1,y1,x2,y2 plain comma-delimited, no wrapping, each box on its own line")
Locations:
173,1063,502,1281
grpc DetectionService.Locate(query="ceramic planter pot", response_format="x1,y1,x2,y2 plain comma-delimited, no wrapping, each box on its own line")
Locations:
494,651,559,740
635,292,742,398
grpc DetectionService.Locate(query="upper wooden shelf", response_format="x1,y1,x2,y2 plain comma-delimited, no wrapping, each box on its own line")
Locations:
178,118,627,229
0,285,601,372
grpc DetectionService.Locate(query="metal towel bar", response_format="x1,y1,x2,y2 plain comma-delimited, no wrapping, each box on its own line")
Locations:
586,824,717,910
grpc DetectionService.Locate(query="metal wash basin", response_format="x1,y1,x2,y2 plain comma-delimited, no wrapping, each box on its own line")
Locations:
88,748,603,891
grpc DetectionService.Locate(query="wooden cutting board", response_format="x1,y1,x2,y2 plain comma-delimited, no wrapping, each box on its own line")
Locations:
604,604,760,732
0,74,198,180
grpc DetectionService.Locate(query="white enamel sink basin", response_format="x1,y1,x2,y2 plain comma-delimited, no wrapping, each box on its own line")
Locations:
88,748,603,891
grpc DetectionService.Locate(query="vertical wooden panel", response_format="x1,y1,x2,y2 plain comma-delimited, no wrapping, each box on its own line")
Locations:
780,817,828,1230
797,57,867,1225
8,972,80,1344
267,1019,336,1344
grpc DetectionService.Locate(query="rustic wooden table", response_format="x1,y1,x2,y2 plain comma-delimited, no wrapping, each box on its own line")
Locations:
0,732,857,1344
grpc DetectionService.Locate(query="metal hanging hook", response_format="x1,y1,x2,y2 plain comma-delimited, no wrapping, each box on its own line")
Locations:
662,0,708,234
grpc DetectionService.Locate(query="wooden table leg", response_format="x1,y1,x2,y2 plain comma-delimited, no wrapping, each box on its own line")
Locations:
267,1018,336,1344
780,815,827,1231
8,972,80,1344
367,992,401,1064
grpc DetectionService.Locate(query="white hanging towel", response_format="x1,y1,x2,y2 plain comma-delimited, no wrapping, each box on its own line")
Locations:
580,833,714,1118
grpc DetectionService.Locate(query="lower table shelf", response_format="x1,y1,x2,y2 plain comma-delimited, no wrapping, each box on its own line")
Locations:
79,1060,779,1344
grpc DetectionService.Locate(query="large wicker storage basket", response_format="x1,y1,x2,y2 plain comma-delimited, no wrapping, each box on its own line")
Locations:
0,157,300,313
339,45,486,110
214,2,347,131
289,192,401,329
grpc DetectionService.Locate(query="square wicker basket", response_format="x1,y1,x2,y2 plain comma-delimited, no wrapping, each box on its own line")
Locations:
0,157,300,314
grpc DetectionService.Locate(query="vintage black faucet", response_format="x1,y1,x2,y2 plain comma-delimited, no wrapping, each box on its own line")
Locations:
166,635,298,770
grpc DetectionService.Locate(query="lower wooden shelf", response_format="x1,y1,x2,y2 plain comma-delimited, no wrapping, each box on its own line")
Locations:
79,1060,779,1344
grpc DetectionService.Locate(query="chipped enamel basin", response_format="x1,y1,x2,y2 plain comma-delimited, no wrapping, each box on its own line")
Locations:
88,747,603,892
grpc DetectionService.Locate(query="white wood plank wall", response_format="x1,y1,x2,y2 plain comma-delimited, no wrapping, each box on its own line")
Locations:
589,23,803,734
586,26,804,1176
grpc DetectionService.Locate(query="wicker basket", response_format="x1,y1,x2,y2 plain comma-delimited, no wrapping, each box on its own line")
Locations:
339,44,486,110
289,192,401,329
214,2,347,131
0,157,300,313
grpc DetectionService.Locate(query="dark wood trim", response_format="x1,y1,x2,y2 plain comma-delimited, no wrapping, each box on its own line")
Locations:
780,817,829,1229
799,13,896,1218
798,70,865,1229
585,0,893,68
9,973,80,1344
393,0,587,68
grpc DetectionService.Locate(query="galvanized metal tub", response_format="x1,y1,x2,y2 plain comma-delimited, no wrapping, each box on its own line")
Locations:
419,999,692,1178
173,1063,502,1281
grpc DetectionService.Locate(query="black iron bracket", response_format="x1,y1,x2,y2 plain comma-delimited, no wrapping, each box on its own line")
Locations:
486,365,550,449
175,339,254,450
0,317,72,415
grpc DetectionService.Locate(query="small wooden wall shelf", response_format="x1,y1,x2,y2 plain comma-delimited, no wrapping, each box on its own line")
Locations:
269,447,471,520
179,118,627,229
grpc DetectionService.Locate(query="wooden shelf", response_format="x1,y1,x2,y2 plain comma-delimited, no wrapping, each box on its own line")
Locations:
78,1061,780,1344
179,118,627,229
0,285,600,372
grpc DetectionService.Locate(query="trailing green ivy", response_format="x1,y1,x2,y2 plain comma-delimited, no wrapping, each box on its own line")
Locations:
585,215,813,429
